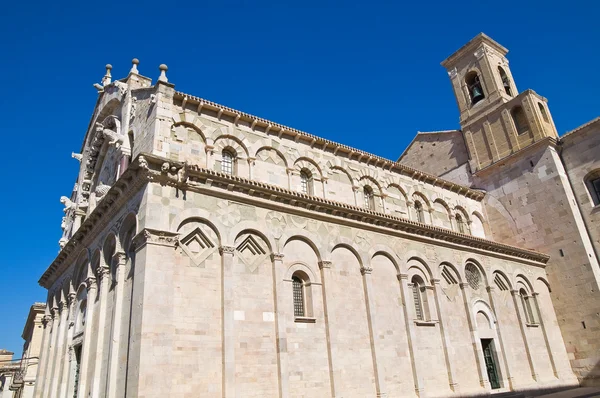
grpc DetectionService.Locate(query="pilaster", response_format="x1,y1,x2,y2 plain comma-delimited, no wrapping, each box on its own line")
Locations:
361,264,388,397
431,279,459,393
271,253,290,398
48,301,67,398
77,276,97,398
220,245,236,398
32,314,51,398
486,286,513,389
318,260,337,397
398,273,426,397
510,289,539,382
107,252,127,398
531,292,558,378
91,267,112,397
58,292,77,398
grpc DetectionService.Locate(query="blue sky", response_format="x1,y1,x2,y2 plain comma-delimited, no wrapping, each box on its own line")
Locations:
0,0,597,355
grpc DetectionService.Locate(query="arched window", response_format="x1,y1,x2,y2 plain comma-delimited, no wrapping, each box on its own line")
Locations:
221,149,235,175
585,170,600,206
511,106,530,135
465,71,485,105
292,276,305,317
364,186,375,210
498,66,512,96
538,102,550,123
411,276,425,320
414,200,424,223
519,288,536,324
300,169,313,195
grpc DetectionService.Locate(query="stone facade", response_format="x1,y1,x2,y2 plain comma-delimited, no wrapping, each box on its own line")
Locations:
31,34,599,397
401,34,600,387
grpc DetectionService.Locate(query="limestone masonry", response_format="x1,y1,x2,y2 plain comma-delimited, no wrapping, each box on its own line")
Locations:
30,34,600,397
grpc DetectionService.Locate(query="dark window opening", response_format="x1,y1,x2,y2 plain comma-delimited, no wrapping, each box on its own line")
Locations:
511,106,530,135
466,72,485,105
498,66,512,96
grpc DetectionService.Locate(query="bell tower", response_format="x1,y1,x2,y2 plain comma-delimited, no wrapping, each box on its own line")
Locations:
442,33,559,172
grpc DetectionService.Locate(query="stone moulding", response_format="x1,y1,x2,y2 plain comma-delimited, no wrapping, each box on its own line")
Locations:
174,91,485,201
39,153,550,289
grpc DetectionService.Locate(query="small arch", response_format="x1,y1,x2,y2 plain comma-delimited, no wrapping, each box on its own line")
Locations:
411,275,427,321
285,261,319,284
407,256,433,283
283,234,322,263
300,168,314,195
331,243,363,267
371,250,400,275
171,121,207,143
465,71,485,105
536,276,551,293
178,216,222,245
293,157,322,178
358,175,383,194
213,135,249,158
73,250,90,287
498,66,512,96
492,270,512,292
511,106,530,135
515,274,534,293
234,228,273,253
119,213,138,254
414,200,425,223
538,102,550,123
470,211,486,238
439,262,462,285
327,165,355,185
255,146,289,168
464,258,489,287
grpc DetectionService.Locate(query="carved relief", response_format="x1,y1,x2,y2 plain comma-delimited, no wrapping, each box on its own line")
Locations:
178,227,217,267
265,211,286,239
236,235,268,272
216,200,241,227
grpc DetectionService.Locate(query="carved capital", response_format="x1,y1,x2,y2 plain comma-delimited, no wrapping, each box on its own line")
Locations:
112,251,127,267
448,67,457,78
204,145,215,155
398,273,409,280
486,286,495,293
66,292,76,306
50,307,59,319
133,228,179,250
85,276,97,291
459,282,470,290
318,260,332,270
219,246,236,256
431,278,441,285
360,266,373,275
510,289,520,296
58,300,67,312
97,266,111,282
41,315,50,327
270,253,284,262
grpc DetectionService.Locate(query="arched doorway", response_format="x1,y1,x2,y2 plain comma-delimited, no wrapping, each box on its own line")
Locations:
474,302,504,390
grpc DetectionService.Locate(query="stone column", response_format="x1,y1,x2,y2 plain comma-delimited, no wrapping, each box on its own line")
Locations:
486,286,513,389
318,260,337,397
321,176,328,199
107,252,127,398
32,315,51,398
460,282,490,389
220,246,236,398
510,289,538,382
531,292,558,378
286,168,294,190
49,300,68,398
271,253,290,398
431,278,459,392
398,273,426,397
360,265,387,398
58,292,77,398
205,144,215,169
91,267,112,397
40,307,58,398
247,157,256,180
352,186,360,207
77,276,98,398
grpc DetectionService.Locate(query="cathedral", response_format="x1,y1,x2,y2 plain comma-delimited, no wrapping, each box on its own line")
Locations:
32,33,600,397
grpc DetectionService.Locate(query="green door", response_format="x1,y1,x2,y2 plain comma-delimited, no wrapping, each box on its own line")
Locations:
481,339,500,389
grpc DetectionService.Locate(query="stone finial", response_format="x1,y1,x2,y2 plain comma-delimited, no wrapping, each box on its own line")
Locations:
102,64,113,86
158,64,168,83
130,58,139,74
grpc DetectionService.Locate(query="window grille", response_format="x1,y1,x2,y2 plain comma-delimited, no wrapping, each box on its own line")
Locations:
292,276,304,317
222,150,234,175
442,266,457,285
519,289,531,323
494,274,509,291
412,278,424,320
465,263,480,290
300,171,310,194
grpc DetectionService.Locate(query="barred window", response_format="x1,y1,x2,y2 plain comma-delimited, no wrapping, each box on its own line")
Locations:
412,276,424,320
222,150,234,175
519,288,536,324
300,169,313,195
465,263,480,290
292,276,305,317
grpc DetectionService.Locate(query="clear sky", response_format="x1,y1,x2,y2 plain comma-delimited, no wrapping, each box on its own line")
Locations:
0,0,598,356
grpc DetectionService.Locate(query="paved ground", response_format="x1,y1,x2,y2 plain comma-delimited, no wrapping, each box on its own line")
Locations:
534,387,600,397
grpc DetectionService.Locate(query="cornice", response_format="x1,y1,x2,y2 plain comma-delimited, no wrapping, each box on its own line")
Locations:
441,32,508,68
38,165,147,289
173,92,485,201
140,153,548,265
559,116,600,142
38,152,550,289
